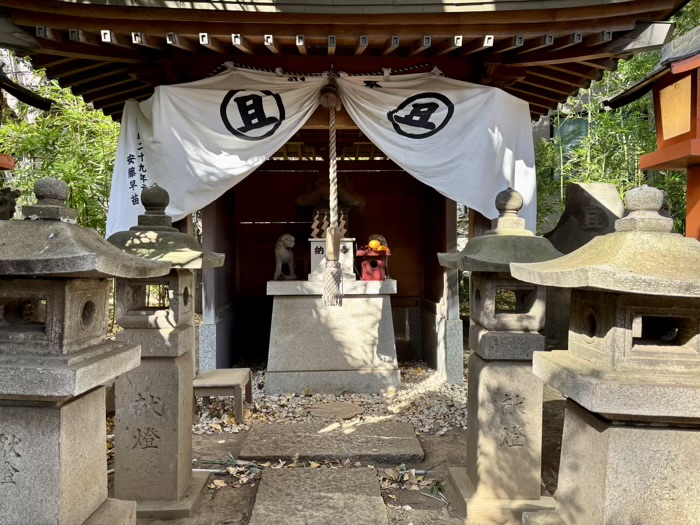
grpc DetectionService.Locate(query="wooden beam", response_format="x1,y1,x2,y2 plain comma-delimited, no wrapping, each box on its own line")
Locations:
131,31,163,49
528,66,589,88
516,34,554,54
57,63,129,85
463,35,494,55
584,30,613,47
31,39,144,63
518,75,576,96
579,58,616,70
31,55,73,69
482,64,527,86
327,35,336,57
100,30,132,48
232,33,253,55
496,42,616,67
93,88,151,110
88,82,151,102
71,73,133,95
408,35,431,56
199,33,226,54
263,34,280,55
543,63,604,81
35,26,57,41
549,32,583,52
166,32,196,52
68,29,99,46
382,35,400,56
491,35,524,54
503,88,557,111
295,34,306,56
354,35,368,56
4,0,677,26
13,12,653,41
432,35,462,56
507,83,562,103
672,54,700,75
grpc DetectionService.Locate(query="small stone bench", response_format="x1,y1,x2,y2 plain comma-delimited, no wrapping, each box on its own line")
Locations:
193,368,253,423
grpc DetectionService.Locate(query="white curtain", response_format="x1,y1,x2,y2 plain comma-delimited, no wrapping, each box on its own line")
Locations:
106,68,536,236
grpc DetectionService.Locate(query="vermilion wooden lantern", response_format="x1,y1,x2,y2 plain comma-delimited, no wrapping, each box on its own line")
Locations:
0,154,15,170
639,57,700,240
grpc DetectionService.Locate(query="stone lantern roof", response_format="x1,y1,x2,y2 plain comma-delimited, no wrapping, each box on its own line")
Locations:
438,188,562,272
511,185,700,298
0,178,169,278
108,185,224,269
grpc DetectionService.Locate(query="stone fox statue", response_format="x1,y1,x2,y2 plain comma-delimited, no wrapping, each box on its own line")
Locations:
274,234,297,280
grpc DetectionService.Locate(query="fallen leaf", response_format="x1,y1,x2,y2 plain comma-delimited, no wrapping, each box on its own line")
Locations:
309,461,321,468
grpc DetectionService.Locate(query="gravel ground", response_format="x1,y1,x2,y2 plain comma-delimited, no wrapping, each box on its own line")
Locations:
194,361,468,438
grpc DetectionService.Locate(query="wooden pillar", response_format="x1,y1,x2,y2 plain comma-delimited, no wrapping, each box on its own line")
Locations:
688,166,700,240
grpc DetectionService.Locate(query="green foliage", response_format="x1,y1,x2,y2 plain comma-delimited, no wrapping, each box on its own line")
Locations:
536,54,687,233
0,70,119,235
535,0,698,234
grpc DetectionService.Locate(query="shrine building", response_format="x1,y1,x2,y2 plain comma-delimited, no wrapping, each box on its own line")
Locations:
0,0,686,381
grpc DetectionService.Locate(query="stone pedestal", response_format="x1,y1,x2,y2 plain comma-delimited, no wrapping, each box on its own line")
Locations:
0,178,170,525
109,187,224,520
512,186,700,525
265,279,400,395
438,189,562,525
114,270,208,518
449,330,554,524
524,400,700,525
1,388,106,524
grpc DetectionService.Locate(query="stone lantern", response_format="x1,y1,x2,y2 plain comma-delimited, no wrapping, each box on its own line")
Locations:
513,185,700,525
438,188,561,524
0,178,169,525
108,185,224,518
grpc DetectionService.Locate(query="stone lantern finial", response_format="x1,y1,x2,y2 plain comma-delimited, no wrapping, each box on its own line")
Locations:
615,184,673,233
108,185,224,269
136,184,176,231
495,187,523,217
492,188,526,232
22,176,77,222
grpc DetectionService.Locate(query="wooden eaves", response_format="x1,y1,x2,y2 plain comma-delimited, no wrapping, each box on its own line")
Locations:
0,0,687,121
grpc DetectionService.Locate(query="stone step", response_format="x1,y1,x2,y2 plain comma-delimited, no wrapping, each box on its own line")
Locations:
239,421,424,464
248,467,388,525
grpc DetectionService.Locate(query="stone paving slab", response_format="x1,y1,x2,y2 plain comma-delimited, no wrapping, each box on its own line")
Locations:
248,468,388,525
239,421,424,463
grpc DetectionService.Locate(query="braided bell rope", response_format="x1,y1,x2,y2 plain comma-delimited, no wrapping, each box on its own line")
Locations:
323,102,343,307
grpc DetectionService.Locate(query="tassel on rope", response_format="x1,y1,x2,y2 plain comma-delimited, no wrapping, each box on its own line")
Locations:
321,81,343,307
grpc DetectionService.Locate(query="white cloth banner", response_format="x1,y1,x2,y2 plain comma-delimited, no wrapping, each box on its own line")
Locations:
107,68,536,236
106,69,325,236
338,72,536,229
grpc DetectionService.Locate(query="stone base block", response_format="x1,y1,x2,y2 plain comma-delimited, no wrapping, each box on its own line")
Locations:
84,498,137,525
265,369,400,395
552,400,700,525
135,471,210,519
265,288,399,395
448,467,555,525
114,352,194,502
0,341,140,399
522,510,564,525
534,351,700,423
470,323,545,361
0,388,107,525
116,325,194,358
466,354,544,500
